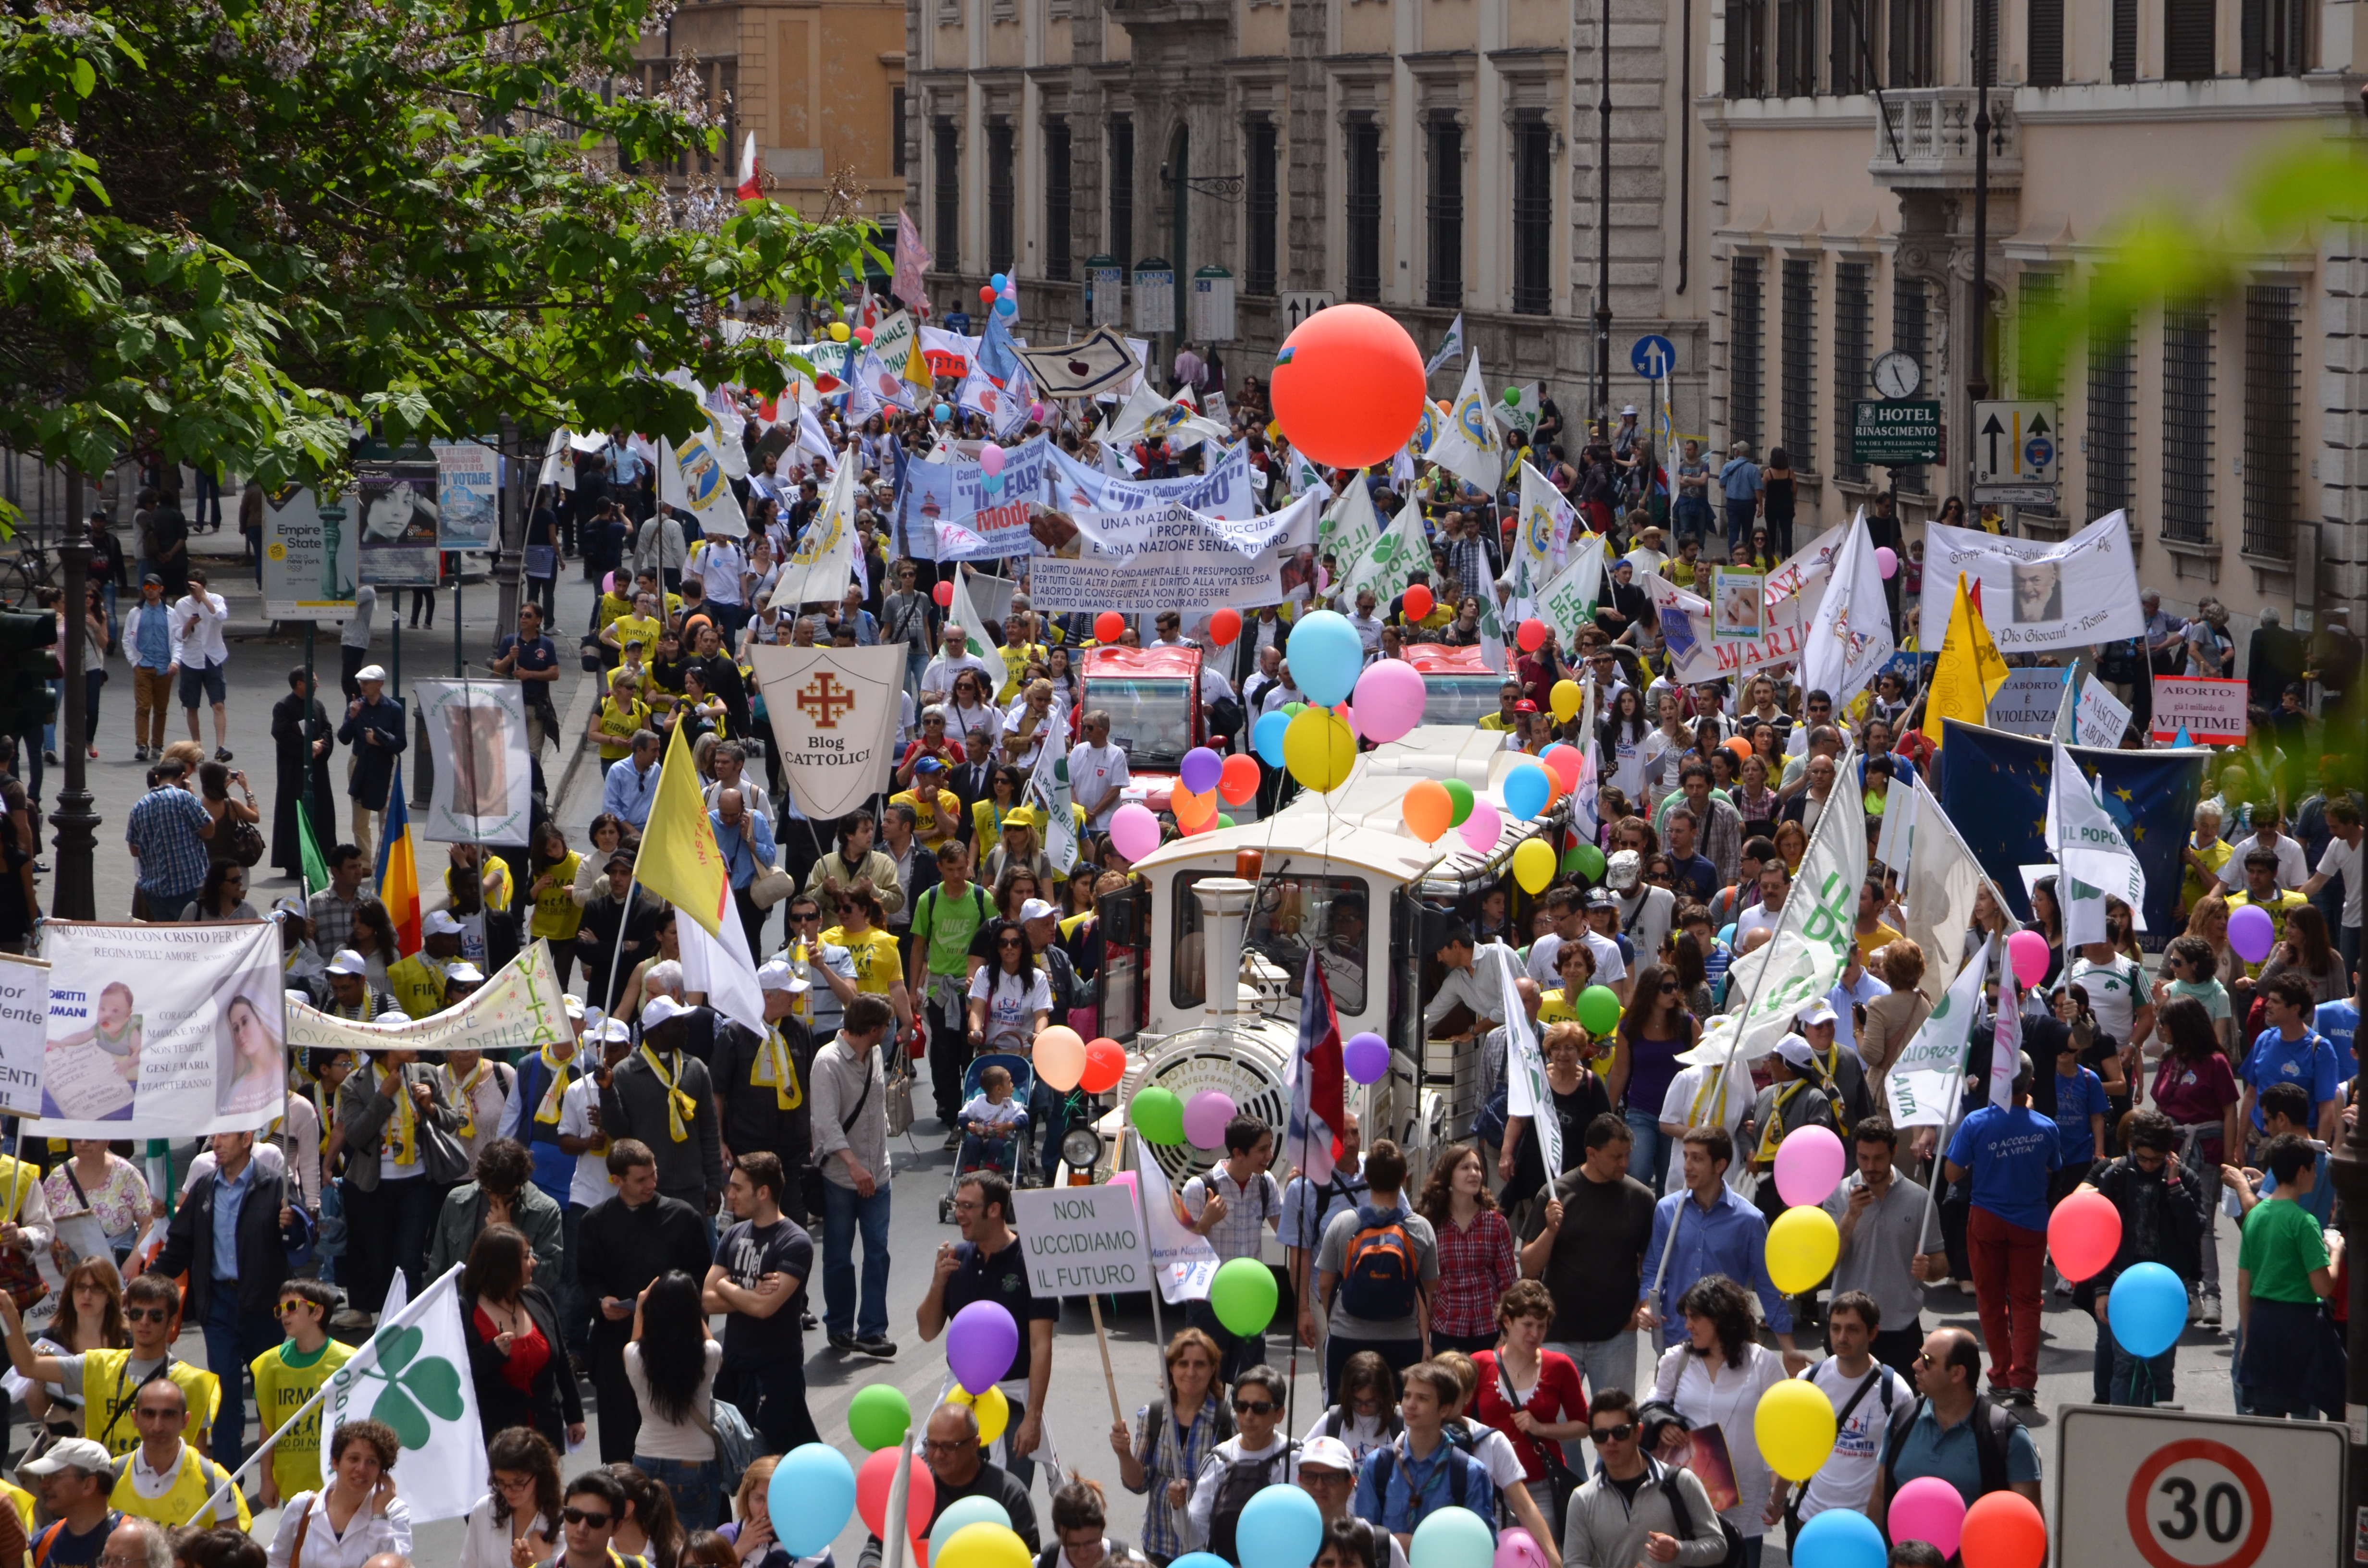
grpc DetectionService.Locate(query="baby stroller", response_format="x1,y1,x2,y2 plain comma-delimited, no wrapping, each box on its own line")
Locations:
940,1051,1036,1222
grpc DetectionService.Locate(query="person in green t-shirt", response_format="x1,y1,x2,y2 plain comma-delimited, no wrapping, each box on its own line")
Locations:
909,839,993,1139
2230,1132,2343,1418
248,1279,356,1507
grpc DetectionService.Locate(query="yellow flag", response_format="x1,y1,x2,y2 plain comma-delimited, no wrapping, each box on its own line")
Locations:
632,722,731,938
1922,572,2010,747
904,330,931,388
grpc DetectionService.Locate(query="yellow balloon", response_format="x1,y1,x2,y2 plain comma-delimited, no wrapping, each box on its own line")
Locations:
1284,708,1357,793
948,1383,1011,1445
1753,1376,1837,1482
829,321,851,342
1765,1204,1840,1295
1512,837,1555,894
1551,679,1581,723
937,1522,1033,1568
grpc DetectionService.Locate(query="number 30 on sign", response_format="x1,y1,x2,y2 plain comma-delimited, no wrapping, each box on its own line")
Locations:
2128,1441,2270,1568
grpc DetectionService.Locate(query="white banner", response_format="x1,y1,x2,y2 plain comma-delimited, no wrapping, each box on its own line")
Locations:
38,922,285,1136
767,460,858,608
1645,570,1816,686
415,680,532,846
2074,677,2133,750
288,942,572,1057
1426,356,1502,492
0,954,47,1117
1887,935,1989,1128
1982,667,2070,736
1917,511,2145,653
1798,511,1894,707
1043,442,1257,522
749,644,905,821
1011,1185,1154,1296
1340,492,1430,609
1533,531,1607,649
1718,747,1868,1059
1136,1142,1219,1304
320,1264,484,1523
664,424,749,540
1030,500,1312,613
1496,941,1557,1178
1317,476,1381,582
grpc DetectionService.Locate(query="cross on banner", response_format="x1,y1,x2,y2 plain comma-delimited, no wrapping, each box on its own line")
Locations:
797,673,859,729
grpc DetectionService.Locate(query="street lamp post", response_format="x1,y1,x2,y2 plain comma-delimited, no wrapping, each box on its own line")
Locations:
50,498,96,922
1967,0,1992,429
1593,0,1613,435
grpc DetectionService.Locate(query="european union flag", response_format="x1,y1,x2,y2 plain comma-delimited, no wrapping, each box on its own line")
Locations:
1937,719,2207,939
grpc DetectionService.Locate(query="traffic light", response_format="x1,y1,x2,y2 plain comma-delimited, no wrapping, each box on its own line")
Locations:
0,612,59,738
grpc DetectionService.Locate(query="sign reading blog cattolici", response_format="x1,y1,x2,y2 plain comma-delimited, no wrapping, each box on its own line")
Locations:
748,644,907,821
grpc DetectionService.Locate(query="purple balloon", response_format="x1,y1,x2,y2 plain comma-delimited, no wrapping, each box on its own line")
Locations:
1179,746,1224,796
946,1300,1018,1395
2227,902,2277,964
1343,1032,1390,1085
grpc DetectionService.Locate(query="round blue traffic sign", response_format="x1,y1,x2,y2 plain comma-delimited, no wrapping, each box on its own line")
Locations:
2026,436,2053,470
1630,334,1676,378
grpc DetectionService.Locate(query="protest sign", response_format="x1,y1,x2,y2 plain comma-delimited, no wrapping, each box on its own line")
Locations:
261,486,359,620
1011,1186,1154,1296
1030,495,1320,613
749,644,905,820
0,954,46,1117
1719,748,1867,1060
1887,935,1989,1127
432,441,499,551
2149,676,2247,744
38,921,285,1136
2074,677,2133,750
1917,511,2144,653
288,941,572,1058
1043,442,1256,521
1645,571,1815,686
1983,667,2070,736
415,680,532,846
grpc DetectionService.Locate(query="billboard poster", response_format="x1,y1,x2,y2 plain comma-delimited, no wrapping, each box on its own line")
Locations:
260,486,359,622
432,441,501,552
357,449,444,589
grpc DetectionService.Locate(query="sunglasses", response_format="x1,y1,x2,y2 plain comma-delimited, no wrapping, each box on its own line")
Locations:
1233,1398,1278,1415
562,1507,613,1528
999,936,1026,948
275,1298,314,1316
1659,980,1679,993
1589,1423,1636,1445
125,1307,172,1324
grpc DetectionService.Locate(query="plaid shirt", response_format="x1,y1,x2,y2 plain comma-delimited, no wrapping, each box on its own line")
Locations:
124,784,211,899
1129,1393,1228,1561
1429,1207,1517,1339
308,888,360,956
1441,533,1491,606
1182,1165,1280,1264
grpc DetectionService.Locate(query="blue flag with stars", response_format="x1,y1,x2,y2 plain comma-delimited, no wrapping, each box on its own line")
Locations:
1936,719,2207,937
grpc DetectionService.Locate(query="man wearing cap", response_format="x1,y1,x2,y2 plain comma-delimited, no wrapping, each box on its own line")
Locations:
713,964,817,1225
386,909,467,1019
122,573,175,763
1295,1435,1406,1568
602,729,663,832
20,1436,120,1568
890,759,965,851
601,996,724,1214
123,756,214,921
1606,848,1674,964
1743,1033,1841,1217
309,948,398,1022
169,567,234,762
336,665,407,860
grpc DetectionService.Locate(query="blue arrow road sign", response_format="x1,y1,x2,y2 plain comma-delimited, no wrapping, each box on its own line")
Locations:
1630,334,1676,378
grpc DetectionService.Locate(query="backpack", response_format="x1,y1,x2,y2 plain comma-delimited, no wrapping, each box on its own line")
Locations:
1655,1461,1748,1568
1205,1445,1288,1563
1337,1205,1420,1322
1364,1442,1494,1533
1879,1394,2017,1501
917,883,993,954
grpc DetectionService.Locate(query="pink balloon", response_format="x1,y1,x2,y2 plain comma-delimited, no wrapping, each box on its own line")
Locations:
1352,660,1428,745
1108,802,1161,862
1183,1090,1237,1149
1458,800,1503,855
1107,1169,1138,1198
2228,902,2277,964
1875,545,1899,579
1494,1529,1552,1568
2006,928,2051,989
979,444,1006,477
1890,1476,1969,1558
1772,1123,1847,1207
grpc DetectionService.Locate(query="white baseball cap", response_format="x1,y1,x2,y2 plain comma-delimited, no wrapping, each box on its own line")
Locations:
562,994,586,1020
1019,898,1058,923
1774,1037,1817,1070
1298,1435,1357,1475
422,909,465,938
19,1438,112,1478
757,960,796,992
1605,849,1641,890
641,994,685,1028
1793,998,1838,1029
596,1018,632,1043
324,948,369,977
442,961,486,985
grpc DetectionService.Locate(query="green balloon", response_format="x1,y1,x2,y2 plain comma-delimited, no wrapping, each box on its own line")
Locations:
1570,843,1607,881
1217,814,1236,829
1209,1256,1280,1337
1282,702,1306,717
1502,386,1522,406
1133,1086,1186,1145
1443,779,1475,828
1577,983,1622,1034
849,1383,913,1451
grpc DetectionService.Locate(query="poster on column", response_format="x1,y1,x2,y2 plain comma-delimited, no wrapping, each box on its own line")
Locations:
260,486,361,621
1916,511,2144,653
36,921,285,1135
415,680,533,846
356,448,445,589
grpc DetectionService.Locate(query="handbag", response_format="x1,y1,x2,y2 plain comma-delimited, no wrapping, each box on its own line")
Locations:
750,865,798,910
885,1058,915,1139
227,817,266,869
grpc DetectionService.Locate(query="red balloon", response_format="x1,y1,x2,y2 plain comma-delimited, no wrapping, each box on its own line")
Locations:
1402,584,1435,621
1960,1492,2046,1568
2046,1188,2122,1283
1219,752,1261,806
979,285,997,304
1269,304,1427,468
1080,1038,1127,1094
1540,744,1582,794
933,580,954,608
1517,618,1548,653
1209,607,1243,646
855,1450,936,1541
854,327,875,346
1095,610,1126,643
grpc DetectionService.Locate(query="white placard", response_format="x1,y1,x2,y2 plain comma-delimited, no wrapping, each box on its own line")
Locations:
1011,1185,1155,1297
0,954,47,1117
2074,677,2134,750
748,644,906,822
2149,676,2248,745
415,679,532,846
1917,511,2145,653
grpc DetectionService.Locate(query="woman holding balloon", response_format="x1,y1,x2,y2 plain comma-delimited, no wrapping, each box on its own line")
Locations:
1110,1330,1231,1567
1647,1275,1785,1565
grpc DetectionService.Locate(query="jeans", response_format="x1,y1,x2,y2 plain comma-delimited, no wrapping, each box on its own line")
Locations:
2095,1312,2177,1405
1624,1108,1670,1196
820,1177,892,1339
557,1202,591,1357
719,1353,821,1455
203,1285,283,1477
1723,498,1757,559
1966,1204,2046,1391
635,1454,721,1532
1550,1335,1639,1472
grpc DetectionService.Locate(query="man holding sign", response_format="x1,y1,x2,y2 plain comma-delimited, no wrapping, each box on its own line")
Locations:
919,1172,1058,1489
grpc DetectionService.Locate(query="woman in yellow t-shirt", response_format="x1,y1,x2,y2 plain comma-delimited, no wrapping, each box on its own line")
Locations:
602,592,663,664
970,765,1026,870
527,821,587,989
1537,938,1614,1062
820,888,914,1033
589,669,652,764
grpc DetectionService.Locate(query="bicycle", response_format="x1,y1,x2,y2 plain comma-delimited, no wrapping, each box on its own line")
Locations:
0,543,55,610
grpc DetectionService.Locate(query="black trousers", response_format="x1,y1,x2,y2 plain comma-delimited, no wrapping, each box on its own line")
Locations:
717,1352,821,1456
926,982,970,1123
592,1321,641,1463
345,1174,440,1315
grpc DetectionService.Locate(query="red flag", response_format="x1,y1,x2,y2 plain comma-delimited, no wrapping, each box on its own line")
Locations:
735,132,761,201
1289,949,1347,1184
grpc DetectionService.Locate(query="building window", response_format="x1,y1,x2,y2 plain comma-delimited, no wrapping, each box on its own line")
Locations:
2167,0,2216,79
2017,270,2063,401
893,88,908,176
1730,256,1765,451
1973,0,1998,82
2087,308,2136,520
1889,0,1934,85
1109,116,1134,272
1045,119,1073,282
986,121,1015,274
1832,261,1872,484
1780,258,1817,477
1512,118,1554,316
1346,119,1383,304
2243,0,2309,75
2112,0,2138,81
1245,120,1279,296
1832,0,1877,94
1776,0,1816,93
1726,0,1768,97
2161,297,2214,543
2028,0,2064,85
2243,284,2300,558
1426,115,1463,308
933,117,961,271
1891,271,1929,493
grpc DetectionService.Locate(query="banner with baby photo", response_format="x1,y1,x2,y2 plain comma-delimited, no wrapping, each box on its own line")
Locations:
287,941,573,1057
36,921,286,1136
415,679,532,846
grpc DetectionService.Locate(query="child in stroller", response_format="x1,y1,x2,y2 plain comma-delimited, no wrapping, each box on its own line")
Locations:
958,1063,1031,1174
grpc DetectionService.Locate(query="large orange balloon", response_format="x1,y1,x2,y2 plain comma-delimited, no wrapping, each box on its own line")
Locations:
1218,752,1261,806
1960,1492,2046,1568
1172,783,1215,827
1402,780,1453,843
1270,305,1427,468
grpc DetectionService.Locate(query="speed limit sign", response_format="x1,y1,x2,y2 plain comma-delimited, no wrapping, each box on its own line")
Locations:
2058,1407,2346,1568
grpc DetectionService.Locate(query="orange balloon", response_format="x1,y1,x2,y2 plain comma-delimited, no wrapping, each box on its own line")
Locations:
1402,584,1435,621
1402,780,1453,843
1960,1492,2047,1568
1723,736,1753,761
1219,752,1261,806
1172,783,1215,827
1270,304,1427,468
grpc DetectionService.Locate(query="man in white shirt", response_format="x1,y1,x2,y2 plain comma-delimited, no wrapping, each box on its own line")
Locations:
1260,665,1305,716
170,567,234,761
1524,886,1628,995
1422,926,1516,1037
2217,801,2312,893
1606,850,1674,967
689,533,749,636
1768,1290,1913,1529
1242,645,1284,719
1069,711,1132,831
2298,798,2364,971
1348,591,1385,655
921,622,997,705
1735,862,1791,949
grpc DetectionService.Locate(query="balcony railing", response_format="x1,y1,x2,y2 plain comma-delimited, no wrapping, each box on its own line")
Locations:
1870,87,2021,189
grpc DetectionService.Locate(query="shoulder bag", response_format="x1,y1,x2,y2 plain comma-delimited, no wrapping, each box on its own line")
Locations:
800,1062,876,1217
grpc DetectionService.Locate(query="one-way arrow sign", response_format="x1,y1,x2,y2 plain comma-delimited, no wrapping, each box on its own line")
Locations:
1972,400,2059,493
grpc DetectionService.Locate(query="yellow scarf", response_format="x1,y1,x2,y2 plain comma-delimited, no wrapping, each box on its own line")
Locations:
640,1044,698,1142
533,1042,575,1125
1753,1079,1808,1165
383,1067,418,1165
1812,1044,1853,1135
752,1025,802,1111
1688,1065,1733,1128
445,1060,489,1140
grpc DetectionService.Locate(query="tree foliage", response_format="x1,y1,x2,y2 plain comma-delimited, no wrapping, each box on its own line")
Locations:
0,0,876,491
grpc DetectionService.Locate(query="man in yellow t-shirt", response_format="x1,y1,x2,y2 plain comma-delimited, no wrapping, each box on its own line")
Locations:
248,1279,355,1507
387,909,467,1018
890,757,966,849
1477,680,1522,733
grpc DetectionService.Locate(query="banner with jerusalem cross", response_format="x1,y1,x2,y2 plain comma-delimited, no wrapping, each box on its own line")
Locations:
319,1265,482,1522
749,644,906,821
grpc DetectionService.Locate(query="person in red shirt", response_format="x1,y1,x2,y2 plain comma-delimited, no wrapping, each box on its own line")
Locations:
1468,1279,1590,1526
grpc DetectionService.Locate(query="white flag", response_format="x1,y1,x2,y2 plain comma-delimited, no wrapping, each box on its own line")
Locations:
1495,942,1556,1177
1990,965,2023,1110
1135,1140,1219,1304
1902,774,2006,1007
1426,356,1503,492
321,1265,483,1523
1533,529,1607,650
797,406,838,473
1719,746,1868,1059
535,428,575,492
2047,738,2148,944
946,563,998,664
1317,475,1381,581
1425,313,1467,376
766,460,858,610
1887,935,1991,1128
1516,461,1578,578
2048,665,2080,744
1341,494,1430,609
679,908,766,1035
1798,509,1893,707
666,425,749,539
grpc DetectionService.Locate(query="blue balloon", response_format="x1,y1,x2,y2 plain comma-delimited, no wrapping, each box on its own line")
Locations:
1790,1507,1887,1568
1254,710,1291,769
1236,1482,1324,1568
2108,1261,2188,1359
995,296,1018,316
990,272,1011,292
934,403,952,423
1170,1556,1231,1568
771,1443,855,1557
1286,610,1366,708
1502,761,1549,822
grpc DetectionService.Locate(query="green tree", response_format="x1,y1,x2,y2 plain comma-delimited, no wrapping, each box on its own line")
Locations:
0,0,873,500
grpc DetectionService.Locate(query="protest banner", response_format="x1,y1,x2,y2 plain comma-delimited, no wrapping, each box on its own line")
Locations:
1982,667,2068,735
288,941,572,1058
1645,570,1814,686
415,680,532,846
748,644,904,821
2073,677,2134,750
1917,511,2144,653
1011,1182,1154,1423
1029,496,1320,613
0,954,47,1117
1719,747,1867,1060
260,486,359,620
1533,531,1607,649
431,441,499,551
38,921,285,1135
1887,935,1990,1127
1043,441,1256,521
2149,675,2247,744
